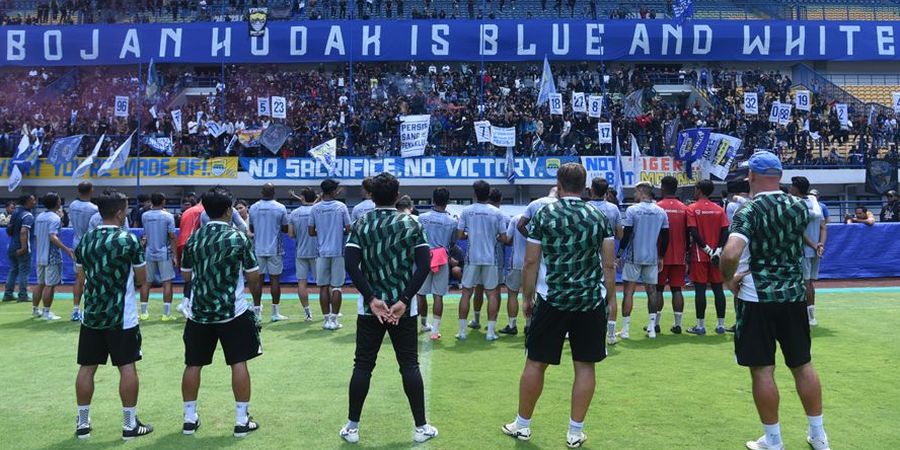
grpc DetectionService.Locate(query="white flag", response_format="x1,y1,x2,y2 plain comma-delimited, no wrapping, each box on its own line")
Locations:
892,92,900,114
549,93,563,115
836,104,849,127
257,97,271,116
795,90,811,111
16,133,30,156
768,101,781,123
597,122,612,144
308,138,337,175
490,126,516,147
743,92,758,115
571,92,586,113
399,115,430,158
588,95,603,118
271,96,287,119
114,96,129,117
778,103,793,125
98,132,134,176
7,165,22,192
73,134,105,180
149,105,158,119
474,120,492,143
630,134,642,182
171,110,183,132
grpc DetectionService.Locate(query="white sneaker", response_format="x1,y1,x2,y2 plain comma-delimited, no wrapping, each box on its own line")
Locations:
501,422,532,441
455,332,467,340
566,430,587,448
271,313,288,322
339,426,359,444
606,335,618,346
420,323,432,333
618,330,630,340
323,318,334,330
414,424,438,443
32,309,42,318
333,318,343,329
486,333,500,341
807,434,830,450
647,327,657,339
809,318,818,326
304,311,313,322
44,312,61,321
745,436,785,450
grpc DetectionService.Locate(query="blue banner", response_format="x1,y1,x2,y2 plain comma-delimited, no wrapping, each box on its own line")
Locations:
46,135,84,166
675,127,712,178
2,20,899,67
239,156,577,180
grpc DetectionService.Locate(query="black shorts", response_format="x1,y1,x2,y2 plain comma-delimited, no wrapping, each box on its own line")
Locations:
734,299,811,368
183,310,262,366
77,325,143,367
525,298,607,365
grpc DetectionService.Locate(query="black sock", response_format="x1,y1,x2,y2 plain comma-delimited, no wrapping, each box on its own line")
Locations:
694,283,707,321
712,284,727,322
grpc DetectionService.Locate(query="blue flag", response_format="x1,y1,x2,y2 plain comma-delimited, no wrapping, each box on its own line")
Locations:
613,138,625,204
146,58,160,100
536,55,556,106
505,146,516,184
675,127,712,178
46,135,84,166
33,69,77,105
142,136,174,156
673,0,694,19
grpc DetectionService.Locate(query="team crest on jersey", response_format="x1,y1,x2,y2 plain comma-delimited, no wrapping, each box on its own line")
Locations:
248,8,268,37
545,158,561,177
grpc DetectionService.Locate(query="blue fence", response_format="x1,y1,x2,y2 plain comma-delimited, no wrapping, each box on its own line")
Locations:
1,223,898,286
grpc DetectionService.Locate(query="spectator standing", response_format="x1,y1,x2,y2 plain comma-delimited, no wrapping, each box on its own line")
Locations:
4,195,36,303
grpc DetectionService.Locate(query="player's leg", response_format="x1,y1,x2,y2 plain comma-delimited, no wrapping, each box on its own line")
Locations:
388,315,436,441
565,306,606,447
330,257,345,329
72,264,84,321
644,281,659,338
33,267,45,317
297,259,312,321
162,280,174,318
516,359,549,428
343,315,388,442
606,281,618,343
711,283,728,334
139,262,152,319
748,365,783,449
181,317,217,434
40,263,62,320
691,282,709,335
568,361,595,446
429,265,449,339
472,284,484,329
417,294,430,332
316,257,333,328
484,266,502,340
220,311,263,437
457,265,478,339
671,287,684,333
269,256,285,321
432,294,444,339
112,326,151,439
621,280,636,338
501,269,521,335
75,364,98,438
806,279,816,325
3,251,19,301
791,362,827,447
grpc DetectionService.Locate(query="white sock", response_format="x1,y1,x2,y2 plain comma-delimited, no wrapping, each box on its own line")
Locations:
346,420,359,431
303,306,311,315
163,303,171,316
140,302,148,314
763,423,782,446
458,319,467,334
487,320,496,335
236,402,249,425
272,304,280,316
807,415,825,439
698,318,705,329
73,305,80,314
568,418,584,435
33,306,38,315
77,405,90,427
183,401,198,422
474,311,481,323
808,305,816,319
253,305,261,316
509,317,517,328
421,315,428,326
515,414,531,428
717,317,726,328
622,316,631,332
123,407,137,430
648,313,657,329
607,320,616,337
432,317,441,335
43,307,51,316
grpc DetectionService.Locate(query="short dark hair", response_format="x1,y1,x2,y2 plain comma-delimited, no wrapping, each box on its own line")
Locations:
137,194,150,203
396,195,414,212
660,176,678,196
370,172,400,207
557,163,586,194
17,194,34,206
727,179,750,194
97,190,128,220
41,192,60,210
489,188,502,204
77,181,93,195
261,183,275,199
791,176,811,196
591,177,609,197
857,206,868,213
202,186,235,219
150,192,166,207
235,199,249,208
361,177,374,193
473,180,491,202
300,188,317,203
321,178,340,196
696,179,714,197
432,187,450,207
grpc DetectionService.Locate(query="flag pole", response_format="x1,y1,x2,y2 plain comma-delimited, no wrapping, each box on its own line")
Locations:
136,61,142,204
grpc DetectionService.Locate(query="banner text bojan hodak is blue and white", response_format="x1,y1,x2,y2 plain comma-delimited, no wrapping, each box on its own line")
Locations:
2,19,898,66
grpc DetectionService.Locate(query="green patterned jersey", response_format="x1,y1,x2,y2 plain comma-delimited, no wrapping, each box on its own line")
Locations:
75,226,145,330
346,209,429,316
527,197,614,312
729,192,809,303
182,221,259,323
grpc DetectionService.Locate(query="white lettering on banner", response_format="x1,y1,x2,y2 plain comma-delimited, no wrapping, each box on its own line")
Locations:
517,24,536,55
840,25,860,56
480,24,498,55
743,25,770,55
786,25,804,56
744,92,758,115
588,95,603,118
325,25,345,55
597,122,612,144
549,93,563,115
362,25,381,56
474,120,492,143
399,115,430,157
290,26,307,55
80,29,98,60
7,30,25,61
431,24,450,56
119,29,141,59
572,92,586,113
630,24,650,55
552,24,569,55
582,156,698,187
251,32,269,56
585,23,604,56
490,126,516,147
271,96,287,119
160,28,183,58
877,26,895,55
114,96,129,117
43,30,62,61
211,27,231,57
693,25,713,54
795,90,811,111
836,103,849,126
662,24,682,55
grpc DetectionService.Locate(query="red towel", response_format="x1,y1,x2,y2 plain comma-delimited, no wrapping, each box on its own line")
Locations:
430,247,449,273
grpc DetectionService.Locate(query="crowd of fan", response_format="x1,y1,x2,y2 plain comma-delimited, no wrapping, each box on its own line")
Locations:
1,62,897,165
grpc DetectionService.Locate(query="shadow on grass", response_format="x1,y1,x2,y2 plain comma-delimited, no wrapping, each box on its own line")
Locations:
0,315,79,333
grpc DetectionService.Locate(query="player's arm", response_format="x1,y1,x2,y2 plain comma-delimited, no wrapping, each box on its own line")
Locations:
49,231,74,259
614,222,624,241
516,215,531,237
131,238,147,287
133,263,147,288
400,245,432,304
345,245,376,305
16,220,30,255
521,240,542,309
287,222,296,238
601,237,616,306
617,226,633,259
817,220,827,256
657,228,670,260
720,234,747,281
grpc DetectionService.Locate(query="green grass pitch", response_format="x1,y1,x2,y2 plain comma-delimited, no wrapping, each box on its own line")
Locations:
1,289,898,449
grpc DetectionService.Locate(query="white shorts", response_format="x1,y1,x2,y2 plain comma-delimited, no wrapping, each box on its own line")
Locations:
37,263,62,286
623,263,657,284
505,268,523,291
257,255,284,276
418,265,450,296
316,256,345,288
296,257,315,282
146,259,176,283
462,264,499,290
802,257,820,281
